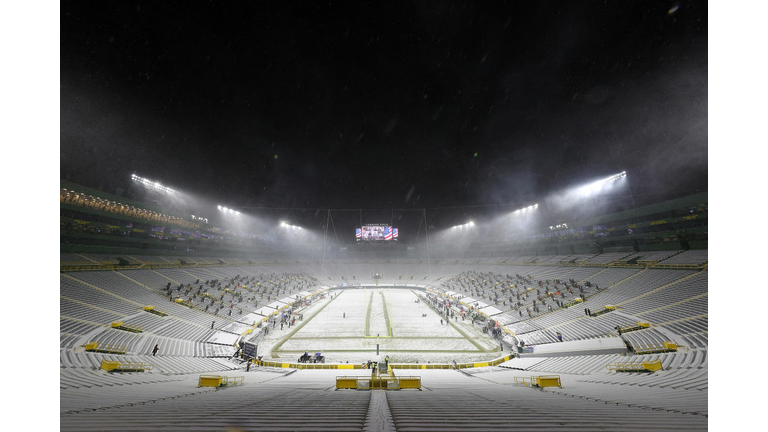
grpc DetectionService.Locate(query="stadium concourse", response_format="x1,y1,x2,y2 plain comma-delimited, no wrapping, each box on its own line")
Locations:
60,252,708,430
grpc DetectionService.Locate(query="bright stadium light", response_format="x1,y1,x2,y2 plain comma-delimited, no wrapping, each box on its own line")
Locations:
131,174,176,195
218,205,240,215
453,221,475,229
512,203,538,216
579,171,627,196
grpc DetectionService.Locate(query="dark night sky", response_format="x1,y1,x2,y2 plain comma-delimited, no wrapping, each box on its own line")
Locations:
60,1,708,231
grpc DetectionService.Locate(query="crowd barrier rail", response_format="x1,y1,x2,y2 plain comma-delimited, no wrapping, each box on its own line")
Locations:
84,341,126,355
110,321,143,333
514,375,562,389
100,359,153,372
633,341,678,354
606,359,663,373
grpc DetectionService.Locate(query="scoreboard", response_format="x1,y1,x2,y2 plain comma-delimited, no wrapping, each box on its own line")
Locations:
356,224,398,241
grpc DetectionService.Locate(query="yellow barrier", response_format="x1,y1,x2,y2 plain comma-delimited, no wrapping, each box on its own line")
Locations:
335,375,421,390
258,359,364,369
536,376,562,388
607,359,663,373
633,342,677,354
514,375,562,389
111,321,143,333
398,377,422,389
618,322,651,333
590,305,617,317
643,359,664,372
173,298,194,308
258,355,514,372
664,341,678,350
198,375,244,388
198,375,223,387
100,359,152,372
335,377,358,389
143,305,168,316
389,355,513,371
84,342,127,354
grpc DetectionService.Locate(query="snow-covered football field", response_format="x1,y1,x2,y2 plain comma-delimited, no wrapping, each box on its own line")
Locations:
265,288,502,364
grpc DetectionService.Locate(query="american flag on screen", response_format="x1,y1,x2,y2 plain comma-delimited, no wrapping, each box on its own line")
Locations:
384,226,393,240
393,228,398,239
356,228,362,239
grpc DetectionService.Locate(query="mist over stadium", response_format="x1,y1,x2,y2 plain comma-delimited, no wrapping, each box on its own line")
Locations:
56,2,710,430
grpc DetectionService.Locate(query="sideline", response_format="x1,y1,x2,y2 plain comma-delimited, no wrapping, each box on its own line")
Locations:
415,289,497,353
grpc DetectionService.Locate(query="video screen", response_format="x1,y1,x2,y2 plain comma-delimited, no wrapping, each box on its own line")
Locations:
356,225,398,241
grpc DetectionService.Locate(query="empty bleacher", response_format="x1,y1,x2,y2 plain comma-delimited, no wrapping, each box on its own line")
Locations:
59,252,708,430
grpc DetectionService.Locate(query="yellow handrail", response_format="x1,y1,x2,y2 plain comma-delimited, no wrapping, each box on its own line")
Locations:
514,375,561,388
101,359,153,372
84,341,127,354
607,359,663,372
633,341,677,354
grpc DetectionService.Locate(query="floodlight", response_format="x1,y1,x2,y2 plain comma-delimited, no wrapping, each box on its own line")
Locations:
218,205,240,215
579,171,627,196
512,203,538,217
130,174,176,195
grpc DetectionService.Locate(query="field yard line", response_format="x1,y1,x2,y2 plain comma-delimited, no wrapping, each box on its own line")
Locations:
380,291,393,337
270,290,344,357
365,289,374,336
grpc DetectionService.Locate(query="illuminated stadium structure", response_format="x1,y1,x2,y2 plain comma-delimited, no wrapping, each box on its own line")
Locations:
60,180,708,430
55,3,714,429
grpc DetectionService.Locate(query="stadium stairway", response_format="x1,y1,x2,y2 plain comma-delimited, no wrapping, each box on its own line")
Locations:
386,369,706,431
61,369,370,431
61,367,707,431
